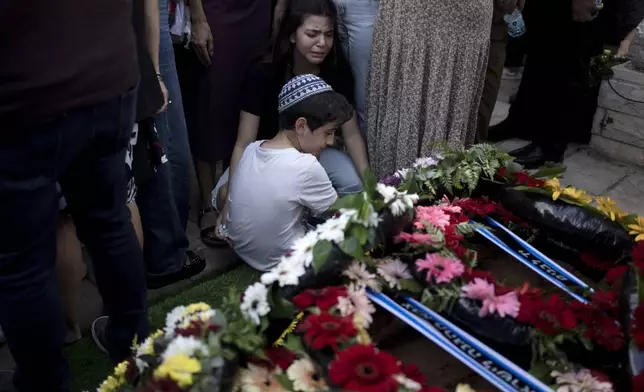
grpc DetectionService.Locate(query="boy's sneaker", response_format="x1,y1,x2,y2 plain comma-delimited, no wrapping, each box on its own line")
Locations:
91,316,109,354
147,250,207,290
0,370,16,392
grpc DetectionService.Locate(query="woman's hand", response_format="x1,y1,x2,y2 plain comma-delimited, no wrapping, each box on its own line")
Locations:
191,19,214,66
156,79,169,114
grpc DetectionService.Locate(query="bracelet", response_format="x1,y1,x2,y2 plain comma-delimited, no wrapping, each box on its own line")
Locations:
156,73,164,82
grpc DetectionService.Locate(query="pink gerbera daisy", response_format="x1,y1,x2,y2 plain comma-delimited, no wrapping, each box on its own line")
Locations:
414,206,451,230
461,278,521,319
415,254,464,284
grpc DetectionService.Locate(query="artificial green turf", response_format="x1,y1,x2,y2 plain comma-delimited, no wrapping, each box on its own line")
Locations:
68,264,260,392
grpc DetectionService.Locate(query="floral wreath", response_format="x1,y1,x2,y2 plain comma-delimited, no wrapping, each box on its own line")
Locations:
96,144,644,392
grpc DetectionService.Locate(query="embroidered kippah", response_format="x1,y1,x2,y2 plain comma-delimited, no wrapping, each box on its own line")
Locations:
278,74,334,113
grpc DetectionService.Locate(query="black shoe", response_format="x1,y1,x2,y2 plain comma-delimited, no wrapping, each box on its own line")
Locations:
0,370,16,392
508,142,539,158
487,118,516,142
91,316,109,354
147,250,207,290
513,144,564,169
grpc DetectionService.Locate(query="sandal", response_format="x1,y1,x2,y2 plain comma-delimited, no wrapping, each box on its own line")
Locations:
199,207,228,247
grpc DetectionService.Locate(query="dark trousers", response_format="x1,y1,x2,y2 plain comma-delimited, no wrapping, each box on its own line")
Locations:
0,89,149,391
505,0,600,156
477,8,509,142
134,121,190,277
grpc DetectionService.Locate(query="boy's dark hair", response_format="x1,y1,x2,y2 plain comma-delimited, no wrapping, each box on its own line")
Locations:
279,91,353,131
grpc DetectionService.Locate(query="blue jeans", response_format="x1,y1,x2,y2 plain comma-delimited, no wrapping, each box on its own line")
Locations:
0,89,148,391
334,0,379,133
138,0,194,276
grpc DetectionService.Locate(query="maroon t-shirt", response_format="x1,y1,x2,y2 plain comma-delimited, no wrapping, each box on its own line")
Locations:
0,0,139,125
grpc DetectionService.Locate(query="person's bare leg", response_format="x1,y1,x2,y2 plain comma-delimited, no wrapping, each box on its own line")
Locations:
195,159,221,243
216,183,228,213
55,214,84,344
127,202,144,249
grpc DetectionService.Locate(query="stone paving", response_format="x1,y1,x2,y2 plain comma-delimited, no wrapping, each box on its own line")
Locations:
1,97,643,389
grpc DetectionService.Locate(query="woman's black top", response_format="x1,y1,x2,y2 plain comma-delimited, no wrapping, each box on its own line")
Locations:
239,60,355,141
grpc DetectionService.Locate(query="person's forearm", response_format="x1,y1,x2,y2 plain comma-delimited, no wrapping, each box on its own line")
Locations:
271,0,287,43
143,0,161,73
223,145,247,207
190,0,207,22
342,114,370,178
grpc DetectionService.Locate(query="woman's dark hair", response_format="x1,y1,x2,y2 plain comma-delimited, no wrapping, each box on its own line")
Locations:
279,91,353,131
273,0,343,79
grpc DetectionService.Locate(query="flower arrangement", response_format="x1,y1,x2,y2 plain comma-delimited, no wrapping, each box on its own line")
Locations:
97,143,644,392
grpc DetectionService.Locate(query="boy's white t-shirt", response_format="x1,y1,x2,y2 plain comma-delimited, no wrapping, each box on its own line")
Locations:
227,141,338,271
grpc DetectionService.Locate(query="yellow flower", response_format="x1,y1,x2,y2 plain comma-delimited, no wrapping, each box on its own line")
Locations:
628,216,644,241
561,187,592,205
456,384,476,392
98,375,123,392
151,329,164,339
113,360,129,380
154,354,202,388
186,303,211,314
595,196,627,221
544,178,562,200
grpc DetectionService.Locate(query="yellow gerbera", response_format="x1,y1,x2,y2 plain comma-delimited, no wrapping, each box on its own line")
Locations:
544,178,562,200
628,216,644,241
561,187,592,205
154,354,202,388
595,196,627,221
186,302,211,314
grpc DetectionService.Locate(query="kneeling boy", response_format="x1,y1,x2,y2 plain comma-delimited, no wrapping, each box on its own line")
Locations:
226,74,353,271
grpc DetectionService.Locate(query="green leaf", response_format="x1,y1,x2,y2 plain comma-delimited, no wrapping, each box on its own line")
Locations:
331,193,364,211
578,335,594,351
362,168,378,194
340,236,363,259
399,279,423,294
528,362,552,380
268,285,297,319
531,164,567,179
274,372,294,390
312,240,333,272
350,224,368,246
283,334,307,355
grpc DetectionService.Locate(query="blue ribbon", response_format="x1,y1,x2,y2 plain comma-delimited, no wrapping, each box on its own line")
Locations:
366,290,553,392
475,225,589,304
484,217,593,293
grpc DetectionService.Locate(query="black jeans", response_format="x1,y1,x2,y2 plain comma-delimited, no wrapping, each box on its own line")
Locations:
0,89,149,391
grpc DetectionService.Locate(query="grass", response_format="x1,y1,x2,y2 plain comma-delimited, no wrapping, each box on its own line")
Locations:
68,264,260,392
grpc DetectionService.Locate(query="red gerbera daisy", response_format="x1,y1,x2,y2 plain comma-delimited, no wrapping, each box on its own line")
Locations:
632,304,644,350
265,347,296,371
510,170,545,187
518,294,577,335
328,344,401,392
401,362,427,386
292,286,348,311
298,312,357,351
